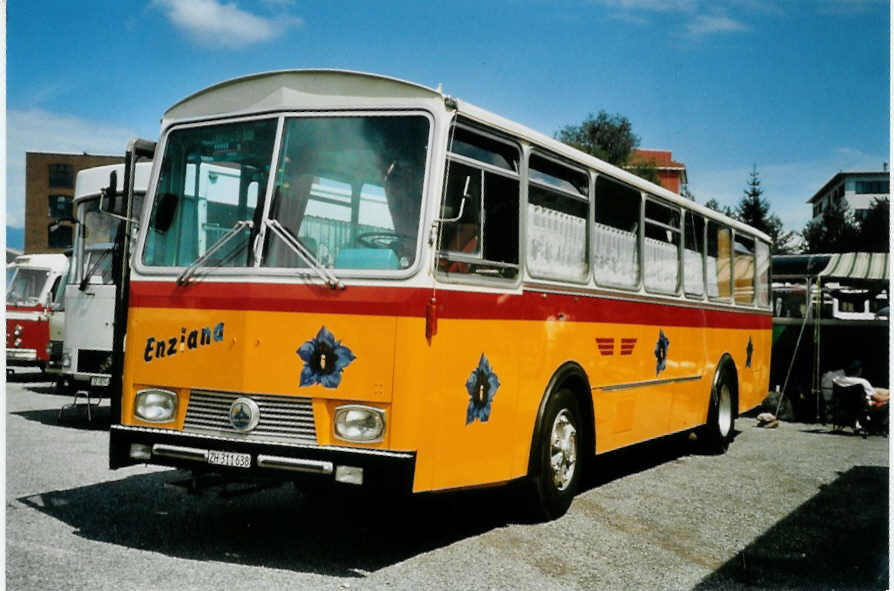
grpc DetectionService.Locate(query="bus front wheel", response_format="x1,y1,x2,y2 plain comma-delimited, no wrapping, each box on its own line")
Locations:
529,388,582,521
703,364,737,454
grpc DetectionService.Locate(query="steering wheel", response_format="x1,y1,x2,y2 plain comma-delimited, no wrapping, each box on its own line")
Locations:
355,231,411,250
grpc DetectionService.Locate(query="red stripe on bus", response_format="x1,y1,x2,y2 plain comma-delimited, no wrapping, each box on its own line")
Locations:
129,281,771,329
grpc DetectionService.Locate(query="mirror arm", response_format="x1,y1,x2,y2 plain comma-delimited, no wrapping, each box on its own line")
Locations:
434,176,471,224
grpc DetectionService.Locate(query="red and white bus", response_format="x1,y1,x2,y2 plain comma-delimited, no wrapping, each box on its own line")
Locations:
6,254,69,373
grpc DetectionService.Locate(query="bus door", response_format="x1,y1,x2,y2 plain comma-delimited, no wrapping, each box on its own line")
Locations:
668,210,711,431
429,122,523,489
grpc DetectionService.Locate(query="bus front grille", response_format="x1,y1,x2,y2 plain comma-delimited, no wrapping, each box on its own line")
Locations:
183,390,318,445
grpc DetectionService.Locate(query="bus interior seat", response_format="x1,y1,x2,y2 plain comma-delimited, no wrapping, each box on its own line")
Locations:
335,248,400,270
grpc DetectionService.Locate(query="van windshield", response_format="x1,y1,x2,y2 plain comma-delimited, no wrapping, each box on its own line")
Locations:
7,268,50,305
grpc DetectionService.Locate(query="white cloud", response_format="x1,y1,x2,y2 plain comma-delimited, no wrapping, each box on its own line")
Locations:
5,109,139,227
684,14,750,35
153,0,302,49
688,147,888,234
591,0,757,36
596,0,698,11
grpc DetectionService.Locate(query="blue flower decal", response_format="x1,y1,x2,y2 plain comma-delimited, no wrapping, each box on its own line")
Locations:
654,329,669,376
465,354,500,425
746,336,754,368
296,326,356,389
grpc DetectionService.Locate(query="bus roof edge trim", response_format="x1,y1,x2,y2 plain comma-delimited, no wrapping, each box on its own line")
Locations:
163,69,443,122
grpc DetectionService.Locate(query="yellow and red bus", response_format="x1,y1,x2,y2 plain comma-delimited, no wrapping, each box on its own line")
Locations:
109,70,771,519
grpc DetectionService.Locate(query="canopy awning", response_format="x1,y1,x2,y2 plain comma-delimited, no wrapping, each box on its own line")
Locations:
817,252,888,283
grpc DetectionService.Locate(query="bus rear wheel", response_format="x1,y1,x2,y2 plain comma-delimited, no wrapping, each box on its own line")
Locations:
529,388,582,521
703,365,737,454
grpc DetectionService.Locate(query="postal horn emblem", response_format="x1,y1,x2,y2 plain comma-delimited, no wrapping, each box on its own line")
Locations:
229,397,260,432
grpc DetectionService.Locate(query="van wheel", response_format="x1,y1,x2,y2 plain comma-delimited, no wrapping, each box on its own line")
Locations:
703,365,736,454
529,389,582,520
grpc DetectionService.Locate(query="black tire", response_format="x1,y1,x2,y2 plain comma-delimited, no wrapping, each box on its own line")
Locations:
528,388,583,521
55,376,74,395
703,364,737,454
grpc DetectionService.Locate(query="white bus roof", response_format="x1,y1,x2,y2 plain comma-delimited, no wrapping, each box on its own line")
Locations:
13,253,69,271
75,162,152,203
162,69,770,243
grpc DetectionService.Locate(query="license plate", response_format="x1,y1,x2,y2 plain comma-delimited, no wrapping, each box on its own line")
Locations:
90,375,111,387
207,450,251,469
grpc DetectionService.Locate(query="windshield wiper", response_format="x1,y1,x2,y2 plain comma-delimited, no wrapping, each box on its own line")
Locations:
79,249,112,291
264,218,344,290
176,220,253,285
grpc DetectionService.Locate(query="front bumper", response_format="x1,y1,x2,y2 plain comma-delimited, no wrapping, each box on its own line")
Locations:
7,348,38,363
110,425,416,493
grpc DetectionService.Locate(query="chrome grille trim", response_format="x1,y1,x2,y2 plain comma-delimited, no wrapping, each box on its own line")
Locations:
183,390,318,445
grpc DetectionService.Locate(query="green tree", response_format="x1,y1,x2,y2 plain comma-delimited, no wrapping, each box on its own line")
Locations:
733,165,796,254
857,197,889,252
555,110,639,167
704,198,734,218
801,199,860,253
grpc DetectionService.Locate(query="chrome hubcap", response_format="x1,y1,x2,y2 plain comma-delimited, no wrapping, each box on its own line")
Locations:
718,383,732,437
549,409,577,491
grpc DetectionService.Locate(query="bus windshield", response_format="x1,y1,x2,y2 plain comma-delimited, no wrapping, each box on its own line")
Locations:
141,115,430,274
7,268,50,305
142,118,278,268
263,115,429,271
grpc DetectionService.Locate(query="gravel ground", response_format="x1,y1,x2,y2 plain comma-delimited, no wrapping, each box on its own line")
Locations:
6,369,889,590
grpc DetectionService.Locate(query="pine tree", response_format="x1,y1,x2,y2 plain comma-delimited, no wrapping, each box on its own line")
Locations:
734,165,795,254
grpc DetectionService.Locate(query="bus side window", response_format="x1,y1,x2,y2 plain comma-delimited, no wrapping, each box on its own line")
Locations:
526,152,589,282
684,212,705,297
644,198,681,294
734,233,756,305
707,222,731,301
437,123,520,280
593,175,641,288
756,240,770,307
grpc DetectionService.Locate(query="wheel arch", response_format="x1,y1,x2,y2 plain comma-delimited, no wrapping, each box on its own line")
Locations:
711,353,740,419
527,361,595,477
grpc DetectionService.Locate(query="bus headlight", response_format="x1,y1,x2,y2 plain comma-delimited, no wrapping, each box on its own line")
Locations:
134,388,178,423
62,352,71,368
13,324,22,336
14,337,22,347
334,405,385,443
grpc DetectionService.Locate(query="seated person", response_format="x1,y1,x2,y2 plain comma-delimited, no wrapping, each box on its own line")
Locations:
833,360,889,409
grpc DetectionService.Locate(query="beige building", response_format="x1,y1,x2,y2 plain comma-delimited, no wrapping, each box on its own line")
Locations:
24,152,124,254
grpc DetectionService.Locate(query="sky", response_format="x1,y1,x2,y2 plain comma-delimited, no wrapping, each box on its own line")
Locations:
5,0,890,235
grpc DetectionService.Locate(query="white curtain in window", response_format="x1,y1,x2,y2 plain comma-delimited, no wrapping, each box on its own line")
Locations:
684,248,704,295
593,222,638,286
527,204,587,280
644,237,679,292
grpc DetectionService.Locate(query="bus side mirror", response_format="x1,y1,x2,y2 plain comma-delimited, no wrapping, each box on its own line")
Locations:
48,218,77,232
100,170,124,217
154,192,180,234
